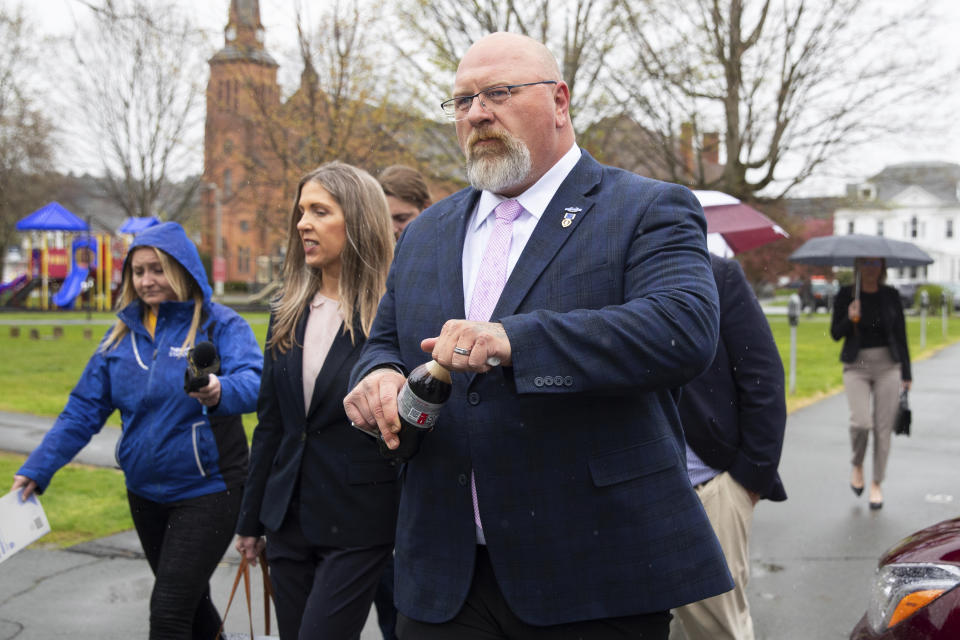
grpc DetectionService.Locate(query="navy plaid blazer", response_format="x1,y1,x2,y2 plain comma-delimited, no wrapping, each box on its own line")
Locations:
350,151,733,625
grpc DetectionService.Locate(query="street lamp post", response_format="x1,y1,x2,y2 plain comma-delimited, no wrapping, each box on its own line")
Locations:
206,182,224,297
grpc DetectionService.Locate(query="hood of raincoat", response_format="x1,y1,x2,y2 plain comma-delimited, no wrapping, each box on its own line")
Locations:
125,221,212,302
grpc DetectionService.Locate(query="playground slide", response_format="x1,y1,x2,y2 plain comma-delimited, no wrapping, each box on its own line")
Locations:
0,274,27,295
2,277,37,307
52,266,89,309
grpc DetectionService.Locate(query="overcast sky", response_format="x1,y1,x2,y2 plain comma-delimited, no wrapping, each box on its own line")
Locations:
8,0,960,197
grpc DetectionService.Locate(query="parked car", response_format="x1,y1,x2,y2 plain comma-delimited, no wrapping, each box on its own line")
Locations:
895,282,921,309
810,278,839,311
849,516,960,639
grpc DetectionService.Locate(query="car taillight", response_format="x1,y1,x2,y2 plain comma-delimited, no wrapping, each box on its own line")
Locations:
866,563,960,633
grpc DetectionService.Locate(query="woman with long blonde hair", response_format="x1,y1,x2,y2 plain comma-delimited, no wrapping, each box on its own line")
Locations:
13,222,263,639
235,162,398,639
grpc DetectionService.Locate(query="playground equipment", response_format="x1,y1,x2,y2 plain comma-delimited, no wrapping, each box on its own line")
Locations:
12,202,124,311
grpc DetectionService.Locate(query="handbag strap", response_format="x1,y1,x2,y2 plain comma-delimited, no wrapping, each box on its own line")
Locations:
258,549,274,636
216,550,275,640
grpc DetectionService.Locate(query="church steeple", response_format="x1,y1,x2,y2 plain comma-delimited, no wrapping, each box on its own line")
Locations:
212,0,277,67
225,0,265,48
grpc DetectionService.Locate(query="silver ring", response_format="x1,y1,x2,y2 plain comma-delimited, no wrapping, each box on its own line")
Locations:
453,346,472,356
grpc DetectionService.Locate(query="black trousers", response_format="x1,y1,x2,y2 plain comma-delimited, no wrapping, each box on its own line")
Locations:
128,488,242,640
266,505,393,640
397,546,671,640
373,554,398,640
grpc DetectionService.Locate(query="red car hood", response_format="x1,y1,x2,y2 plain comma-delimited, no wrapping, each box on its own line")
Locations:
881,517,960,566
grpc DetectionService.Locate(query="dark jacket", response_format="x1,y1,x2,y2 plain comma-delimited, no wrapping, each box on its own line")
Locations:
678,255,787,501
350,151,732,625
19,222,262,502
830,284,911,381
237,309,400,547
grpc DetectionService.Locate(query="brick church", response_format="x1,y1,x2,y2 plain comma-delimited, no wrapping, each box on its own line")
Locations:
201,0,458,290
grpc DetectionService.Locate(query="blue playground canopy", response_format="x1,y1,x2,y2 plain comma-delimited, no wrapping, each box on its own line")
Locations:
16,202,89,232
118,216,161,234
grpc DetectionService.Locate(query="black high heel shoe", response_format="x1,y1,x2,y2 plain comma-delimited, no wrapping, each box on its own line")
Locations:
869,485,883,509
851,483,864,497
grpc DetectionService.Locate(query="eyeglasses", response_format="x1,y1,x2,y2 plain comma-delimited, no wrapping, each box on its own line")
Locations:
440,81,558,120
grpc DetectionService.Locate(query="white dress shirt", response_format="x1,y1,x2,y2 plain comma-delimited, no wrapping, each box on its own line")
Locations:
461,144,582,309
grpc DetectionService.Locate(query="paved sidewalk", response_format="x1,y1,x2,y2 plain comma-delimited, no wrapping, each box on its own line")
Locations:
0,414,384,639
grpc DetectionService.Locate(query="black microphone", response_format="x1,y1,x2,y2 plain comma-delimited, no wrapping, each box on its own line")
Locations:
184,341,220,393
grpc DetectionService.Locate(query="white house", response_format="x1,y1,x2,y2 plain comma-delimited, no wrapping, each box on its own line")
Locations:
834,161,960,285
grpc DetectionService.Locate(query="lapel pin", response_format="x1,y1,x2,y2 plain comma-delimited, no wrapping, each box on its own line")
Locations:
562,207,581,228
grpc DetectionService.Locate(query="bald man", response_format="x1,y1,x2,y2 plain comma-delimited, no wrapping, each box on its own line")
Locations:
345,32,732,639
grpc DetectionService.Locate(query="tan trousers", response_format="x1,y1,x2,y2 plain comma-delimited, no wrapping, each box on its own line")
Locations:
672,472,755,640
842,346,901,484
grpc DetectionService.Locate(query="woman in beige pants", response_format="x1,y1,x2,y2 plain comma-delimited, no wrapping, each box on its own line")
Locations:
830,257,912,509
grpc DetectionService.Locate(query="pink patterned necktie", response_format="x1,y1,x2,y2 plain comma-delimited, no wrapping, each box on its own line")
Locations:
467,198,523,539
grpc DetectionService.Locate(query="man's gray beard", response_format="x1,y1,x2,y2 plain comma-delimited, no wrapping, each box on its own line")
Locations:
465,140,532,193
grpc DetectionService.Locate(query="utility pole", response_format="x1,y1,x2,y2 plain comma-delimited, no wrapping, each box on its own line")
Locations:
207,182,224,297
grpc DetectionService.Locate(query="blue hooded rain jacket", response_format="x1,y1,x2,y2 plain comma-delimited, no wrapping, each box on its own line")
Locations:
18,222,263,503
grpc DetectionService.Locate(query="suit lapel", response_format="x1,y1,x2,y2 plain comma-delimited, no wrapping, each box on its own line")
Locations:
437,190,480,320
489,153,602,320
287,308,308,425
306,321,360,421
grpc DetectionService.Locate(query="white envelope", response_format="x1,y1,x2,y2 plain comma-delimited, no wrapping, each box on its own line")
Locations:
0,489,51,564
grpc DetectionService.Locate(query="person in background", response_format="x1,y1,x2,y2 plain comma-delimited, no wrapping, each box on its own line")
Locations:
673,254,788,640
12,221,262,640
379,164,432,240
344,32,731,640
370,163,432,640
831,256,911,510
235,162,399,640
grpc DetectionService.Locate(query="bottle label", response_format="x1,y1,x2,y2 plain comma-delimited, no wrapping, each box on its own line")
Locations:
397,386,443,430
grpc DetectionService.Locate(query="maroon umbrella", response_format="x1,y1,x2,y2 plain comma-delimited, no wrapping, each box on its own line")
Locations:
693,190,788,255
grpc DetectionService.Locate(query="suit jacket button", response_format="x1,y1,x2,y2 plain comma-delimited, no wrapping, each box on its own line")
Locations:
468,392,480,405
564,376,574,386
301,432,307,442
544,377,554,386
553,376,564,386
458,473,468,486
534,376,544,387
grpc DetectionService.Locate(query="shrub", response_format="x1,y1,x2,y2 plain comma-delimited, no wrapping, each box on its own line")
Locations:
915,284,946,313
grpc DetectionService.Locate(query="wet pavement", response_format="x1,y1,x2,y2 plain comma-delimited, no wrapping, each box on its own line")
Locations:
2,344,960,638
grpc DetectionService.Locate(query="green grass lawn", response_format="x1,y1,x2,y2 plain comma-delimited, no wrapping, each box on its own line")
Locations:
769,311,960,412
2,308,958,548
1,451,131,547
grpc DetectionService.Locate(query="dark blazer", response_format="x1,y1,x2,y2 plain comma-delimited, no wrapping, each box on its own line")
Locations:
678,255,787,501
237,309,399,547
830,284,911,381
351,151,733,625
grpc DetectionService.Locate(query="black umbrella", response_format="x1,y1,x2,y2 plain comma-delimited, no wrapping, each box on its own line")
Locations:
788,234,933,268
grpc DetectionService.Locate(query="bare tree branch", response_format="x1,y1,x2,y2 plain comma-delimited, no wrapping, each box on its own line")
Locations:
615,0,946,200
68,0,205,221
